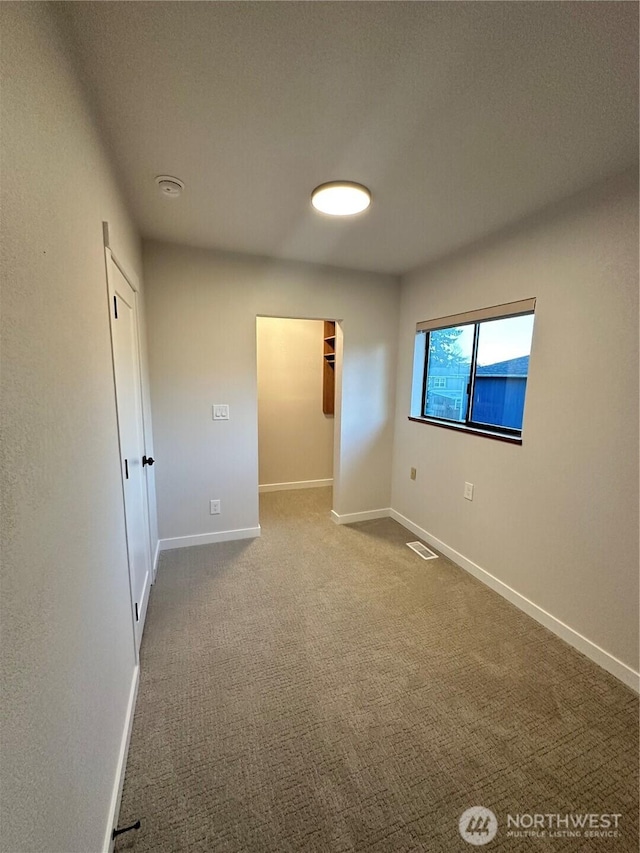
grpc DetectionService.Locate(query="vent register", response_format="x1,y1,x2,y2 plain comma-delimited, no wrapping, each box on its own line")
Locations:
406,541,438,561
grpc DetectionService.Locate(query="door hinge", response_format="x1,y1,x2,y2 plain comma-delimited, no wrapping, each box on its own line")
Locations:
135,602,139,621
124,458,129,480
113,295,118,319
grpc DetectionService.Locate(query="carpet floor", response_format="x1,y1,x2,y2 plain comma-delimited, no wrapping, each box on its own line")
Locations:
115,489,638,852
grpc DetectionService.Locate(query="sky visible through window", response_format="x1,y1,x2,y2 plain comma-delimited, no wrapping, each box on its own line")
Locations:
455,326,475,362
476,315,534,366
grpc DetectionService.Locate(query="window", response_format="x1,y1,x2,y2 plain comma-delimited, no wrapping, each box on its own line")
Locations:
410,299,535,440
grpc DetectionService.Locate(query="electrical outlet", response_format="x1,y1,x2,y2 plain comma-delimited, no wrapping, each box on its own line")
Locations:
464,482,474,501
210,499,221,515
410,467,417,480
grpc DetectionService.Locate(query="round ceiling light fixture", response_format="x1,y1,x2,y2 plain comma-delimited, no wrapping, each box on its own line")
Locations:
311,181,371,216
155,175,185,198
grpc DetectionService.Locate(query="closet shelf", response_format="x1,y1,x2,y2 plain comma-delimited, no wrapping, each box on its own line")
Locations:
323,320,336,415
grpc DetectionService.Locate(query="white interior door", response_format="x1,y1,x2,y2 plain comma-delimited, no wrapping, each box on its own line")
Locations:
107,253,152,652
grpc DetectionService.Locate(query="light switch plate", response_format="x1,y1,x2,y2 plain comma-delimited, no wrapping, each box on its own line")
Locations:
212,404,229,420
464,482,474,501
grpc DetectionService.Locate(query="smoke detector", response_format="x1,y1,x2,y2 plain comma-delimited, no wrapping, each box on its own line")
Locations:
155,175,184,198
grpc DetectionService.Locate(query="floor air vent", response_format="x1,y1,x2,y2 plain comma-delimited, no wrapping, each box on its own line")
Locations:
406,541,438,560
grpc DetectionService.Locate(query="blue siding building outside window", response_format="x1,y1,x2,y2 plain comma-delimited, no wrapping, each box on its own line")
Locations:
473,355,529,430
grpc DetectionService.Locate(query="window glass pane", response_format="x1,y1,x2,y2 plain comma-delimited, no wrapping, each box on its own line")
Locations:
424,325,474,422
471,314,534,430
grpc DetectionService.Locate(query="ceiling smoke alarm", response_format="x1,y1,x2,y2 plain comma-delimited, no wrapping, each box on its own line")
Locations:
155,175,184,198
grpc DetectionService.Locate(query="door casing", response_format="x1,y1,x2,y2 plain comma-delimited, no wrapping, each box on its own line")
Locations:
104,232,153,656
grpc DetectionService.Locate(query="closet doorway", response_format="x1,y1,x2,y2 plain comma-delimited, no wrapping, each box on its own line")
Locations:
256,317,338,498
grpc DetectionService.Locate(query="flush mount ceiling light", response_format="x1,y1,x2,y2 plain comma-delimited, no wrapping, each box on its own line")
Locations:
311,181,371,216
155,175,184,198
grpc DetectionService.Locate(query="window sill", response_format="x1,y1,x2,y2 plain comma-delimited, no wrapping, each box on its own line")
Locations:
407,416,522,445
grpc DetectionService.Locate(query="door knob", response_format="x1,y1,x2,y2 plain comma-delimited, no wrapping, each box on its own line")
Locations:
142,456,155,467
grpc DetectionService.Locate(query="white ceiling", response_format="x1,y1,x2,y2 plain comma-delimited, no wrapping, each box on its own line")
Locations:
61,2,638,275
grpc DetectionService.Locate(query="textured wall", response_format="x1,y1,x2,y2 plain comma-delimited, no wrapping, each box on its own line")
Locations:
143,241,399,539
257,318,334,487
0,5,153,851
391,169,639,672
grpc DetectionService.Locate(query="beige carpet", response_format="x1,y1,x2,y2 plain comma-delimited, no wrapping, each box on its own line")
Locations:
115,489,638,852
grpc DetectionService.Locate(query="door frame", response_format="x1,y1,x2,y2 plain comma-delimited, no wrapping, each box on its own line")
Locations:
103,223,154,657
255,314,343,519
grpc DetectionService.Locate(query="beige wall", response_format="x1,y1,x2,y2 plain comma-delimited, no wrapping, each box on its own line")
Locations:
257,318,333,487
391,169,639,674
0,5,154,851
143,241,399,540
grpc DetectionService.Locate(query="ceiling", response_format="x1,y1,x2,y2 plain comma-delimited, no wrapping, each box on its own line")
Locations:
61,2,638,275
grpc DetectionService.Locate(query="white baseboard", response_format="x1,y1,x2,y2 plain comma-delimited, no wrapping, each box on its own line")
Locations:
390,509,640,693
259,478,333,493
159,526,261,551
103,664,139,853
331,507,391,524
